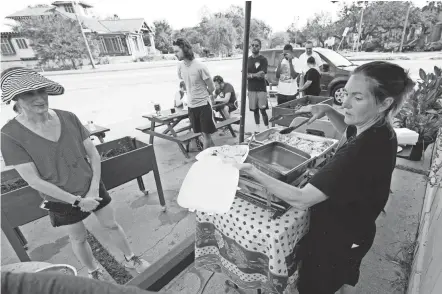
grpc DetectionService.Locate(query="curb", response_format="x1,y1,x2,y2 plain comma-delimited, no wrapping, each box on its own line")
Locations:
42,57,243,77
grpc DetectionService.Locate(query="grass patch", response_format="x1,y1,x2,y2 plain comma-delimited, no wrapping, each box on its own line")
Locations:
386,231,419,293
86,230,133,284
1,178,28,194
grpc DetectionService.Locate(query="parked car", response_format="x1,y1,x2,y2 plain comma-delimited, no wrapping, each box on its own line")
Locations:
260,47,356,105
424,41,442,52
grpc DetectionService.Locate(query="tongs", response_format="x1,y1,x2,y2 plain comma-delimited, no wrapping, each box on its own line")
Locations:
279,118,310,134
269,112,309,123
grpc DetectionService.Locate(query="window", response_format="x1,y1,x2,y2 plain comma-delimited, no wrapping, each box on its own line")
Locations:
1,38,15,55
102,37,124,53
133,36,139,51
64,4,75,13
15,38,28,49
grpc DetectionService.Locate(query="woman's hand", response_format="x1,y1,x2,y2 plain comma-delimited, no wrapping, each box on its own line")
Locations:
296,104,331,124
78,197,101,212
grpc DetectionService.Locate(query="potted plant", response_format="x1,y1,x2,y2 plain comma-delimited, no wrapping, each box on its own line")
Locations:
396,66,442,161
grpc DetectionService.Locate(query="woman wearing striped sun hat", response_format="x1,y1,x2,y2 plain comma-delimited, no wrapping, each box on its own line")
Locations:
1,67,150,280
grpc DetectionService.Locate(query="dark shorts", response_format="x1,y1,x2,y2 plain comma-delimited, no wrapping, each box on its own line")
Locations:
188,103,217,134
215,102,237,113
277,93,297,105
48,181,112,227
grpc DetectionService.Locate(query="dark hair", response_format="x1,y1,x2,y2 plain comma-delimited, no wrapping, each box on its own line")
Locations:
307,56,316,65
173,38,194,61
283,44,293,51
353,61,415,120
213,75,224,83
13,103,19,113
179,81,185,88
252,39,261,47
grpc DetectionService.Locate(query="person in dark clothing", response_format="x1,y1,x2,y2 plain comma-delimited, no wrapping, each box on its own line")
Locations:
213,75,237,119
247,38,269,133
236,61,415,294
298,56,322,96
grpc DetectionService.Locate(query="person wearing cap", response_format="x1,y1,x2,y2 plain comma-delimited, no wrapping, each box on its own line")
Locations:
0,67,151,281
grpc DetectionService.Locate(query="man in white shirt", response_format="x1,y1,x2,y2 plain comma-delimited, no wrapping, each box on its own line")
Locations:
298,41,323,73
276,44,299,105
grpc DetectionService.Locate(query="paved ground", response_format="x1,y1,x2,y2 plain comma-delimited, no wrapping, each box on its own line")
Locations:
0,57,439,292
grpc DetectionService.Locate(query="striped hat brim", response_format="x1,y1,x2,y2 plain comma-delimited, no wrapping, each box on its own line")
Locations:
1,67,65,103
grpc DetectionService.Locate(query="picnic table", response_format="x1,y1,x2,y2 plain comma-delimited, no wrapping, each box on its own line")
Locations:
195,197,309,294
137,102,240,158
84,123,110,143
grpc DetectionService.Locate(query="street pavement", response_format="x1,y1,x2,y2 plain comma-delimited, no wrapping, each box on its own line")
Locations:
0,57,439,293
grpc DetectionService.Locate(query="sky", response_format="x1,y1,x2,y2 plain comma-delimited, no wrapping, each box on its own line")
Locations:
1,0,430,33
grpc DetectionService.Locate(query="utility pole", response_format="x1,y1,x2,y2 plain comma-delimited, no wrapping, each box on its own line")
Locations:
239,1,251,143
400,2,412,52
356,5,365,52
72,1,95,69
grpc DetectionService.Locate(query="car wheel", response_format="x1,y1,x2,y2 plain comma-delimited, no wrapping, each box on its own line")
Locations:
331,84,346,106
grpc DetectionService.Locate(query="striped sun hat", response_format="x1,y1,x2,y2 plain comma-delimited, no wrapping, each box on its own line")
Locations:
1,67,65,103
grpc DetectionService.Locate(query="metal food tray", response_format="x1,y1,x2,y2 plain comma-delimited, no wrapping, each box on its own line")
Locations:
250,129,338,162
245,142,314,183
237,176,291,219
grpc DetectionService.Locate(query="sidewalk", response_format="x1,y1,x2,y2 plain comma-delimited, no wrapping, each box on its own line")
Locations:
342,51,442,61
41,56,242,77
39,51,442,77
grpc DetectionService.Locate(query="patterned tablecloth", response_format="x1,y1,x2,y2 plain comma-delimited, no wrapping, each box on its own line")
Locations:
195,196,310,294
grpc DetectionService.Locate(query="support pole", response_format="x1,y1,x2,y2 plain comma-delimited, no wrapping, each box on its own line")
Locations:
72,1,95,69
400,3,411,52
356,6,365,52
239,1,252,143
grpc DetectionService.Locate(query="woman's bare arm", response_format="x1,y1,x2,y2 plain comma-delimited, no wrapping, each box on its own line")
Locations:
14,162,78,204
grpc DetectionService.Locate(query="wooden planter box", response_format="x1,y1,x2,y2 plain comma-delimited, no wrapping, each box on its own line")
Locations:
97,136,156,192
272,95,333,127
1,136,165,262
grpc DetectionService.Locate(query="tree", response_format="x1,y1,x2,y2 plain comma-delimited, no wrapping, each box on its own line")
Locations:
205,17,237,56
13,16,99,69
302,12,333,47
210,5,271,49
153,20,173,53
287,16,306,45
416,1,442,41
269,31,289,48
250,18,272,47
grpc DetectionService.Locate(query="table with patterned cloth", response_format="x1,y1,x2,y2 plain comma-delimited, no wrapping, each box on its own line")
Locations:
195,196,310,294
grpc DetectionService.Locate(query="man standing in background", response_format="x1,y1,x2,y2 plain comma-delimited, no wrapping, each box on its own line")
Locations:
276,44,299,105
247,39,270,133
299,41,323,73
173,38,216,149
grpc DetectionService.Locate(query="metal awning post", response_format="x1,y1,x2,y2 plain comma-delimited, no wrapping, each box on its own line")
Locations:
239,1,252,143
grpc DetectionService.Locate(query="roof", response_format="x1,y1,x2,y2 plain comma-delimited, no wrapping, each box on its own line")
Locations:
99,19,151,33
51,1,93,8
6,6,55,18
5,6,151,34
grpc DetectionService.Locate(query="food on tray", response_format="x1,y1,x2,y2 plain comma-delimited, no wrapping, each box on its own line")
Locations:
267,133,334,157
208,145,248,163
